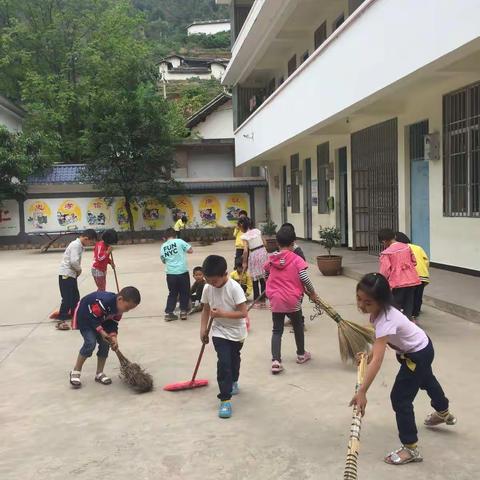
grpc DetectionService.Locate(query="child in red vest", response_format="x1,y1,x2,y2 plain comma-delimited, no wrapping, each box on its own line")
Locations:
264,226,319,374
92,230,117,291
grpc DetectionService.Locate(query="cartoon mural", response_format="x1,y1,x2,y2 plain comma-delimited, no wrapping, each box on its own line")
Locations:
198,195,221,226
57,200,82,229
26,200,52,230
225,194,249,223
87,198,110,227
142,198,167,230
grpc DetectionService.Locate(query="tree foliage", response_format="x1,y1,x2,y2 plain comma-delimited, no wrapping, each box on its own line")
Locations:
0,126,51,202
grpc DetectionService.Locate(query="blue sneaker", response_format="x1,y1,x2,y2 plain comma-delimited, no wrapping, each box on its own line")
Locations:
219,401,232,418
231,382,239,396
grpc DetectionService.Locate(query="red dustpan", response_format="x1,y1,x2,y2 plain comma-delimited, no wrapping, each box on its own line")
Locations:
164,316,213,391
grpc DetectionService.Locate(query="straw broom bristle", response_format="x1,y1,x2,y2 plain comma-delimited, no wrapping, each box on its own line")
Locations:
338,320,375,363
116,350,154,393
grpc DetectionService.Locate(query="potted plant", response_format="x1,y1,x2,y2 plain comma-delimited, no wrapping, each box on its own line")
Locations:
261,218,278,253
317,226,342,276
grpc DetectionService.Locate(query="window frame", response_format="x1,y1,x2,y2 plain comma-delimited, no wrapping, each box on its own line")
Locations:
290,153,301,213
317,142,330,214
443,81,480,217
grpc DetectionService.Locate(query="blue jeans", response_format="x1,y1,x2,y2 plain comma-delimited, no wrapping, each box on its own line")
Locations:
79,328,110,358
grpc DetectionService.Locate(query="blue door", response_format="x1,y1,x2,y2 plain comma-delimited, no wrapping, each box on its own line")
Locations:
410,121,430,256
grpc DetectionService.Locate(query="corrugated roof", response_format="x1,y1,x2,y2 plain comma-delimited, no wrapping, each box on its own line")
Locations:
28,164,267,190
180,178,267,190
28,164,85,184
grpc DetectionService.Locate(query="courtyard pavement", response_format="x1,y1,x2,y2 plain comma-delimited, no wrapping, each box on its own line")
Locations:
0,241,478,480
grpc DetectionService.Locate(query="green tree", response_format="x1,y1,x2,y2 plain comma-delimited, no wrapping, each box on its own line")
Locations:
83,80,177,235
0,0,166,164
0,126,51,203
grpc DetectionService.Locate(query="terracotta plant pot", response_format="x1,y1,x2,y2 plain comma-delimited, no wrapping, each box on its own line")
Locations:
316,255,343,276
264,236,278,253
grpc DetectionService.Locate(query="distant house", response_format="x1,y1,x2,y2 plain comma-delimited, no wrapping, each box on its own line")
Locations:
187,19,231,36
0,95,25,132
158,55,229,81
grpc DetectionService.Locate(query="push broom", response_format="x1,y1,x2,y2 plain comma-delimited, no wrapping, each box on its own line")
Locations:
164,292,265,392
110,252,154,393
344,352,368,480
310,297,374,362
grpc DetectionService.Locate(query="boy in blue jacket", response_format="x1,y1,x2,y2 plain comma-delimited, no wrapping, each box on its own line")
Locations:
69,286,141,388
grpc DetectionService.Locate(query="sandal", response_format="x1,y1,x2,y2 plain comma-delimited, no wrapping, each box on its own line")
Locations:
95,372,112,385
271,360,284,375
95,373,112,385
70,370,82,388
56,321,70,331
384,445,423,465
424,411,457,426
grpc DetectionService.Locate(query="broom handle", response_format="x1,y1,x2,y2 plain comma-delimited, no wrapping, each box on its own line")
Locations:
189,292,263,383
314,297,343,324
110,251,120,294
191,315,214,383
344,353,368,480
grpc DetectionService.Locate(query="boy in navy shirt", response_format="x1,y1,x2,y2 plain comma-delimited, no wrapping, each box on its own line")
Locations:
69,286,141,388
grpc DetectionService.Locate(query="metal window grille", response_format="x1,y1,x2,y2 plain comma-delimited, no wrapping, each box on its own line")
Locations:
443,82,480,217
290,154,300,213
351,118,398,254
317,142,330,214
410,120,429,161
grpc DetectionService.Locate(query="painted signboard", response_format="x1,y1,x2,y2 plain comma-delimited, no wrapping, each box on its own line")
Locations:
0,200,20,236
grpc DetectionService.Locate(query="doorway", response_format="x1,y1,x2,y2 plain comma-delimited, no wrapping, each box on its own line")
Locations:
304,158,312,240
338,147,348,246
282,165,287,224
409,120,430,255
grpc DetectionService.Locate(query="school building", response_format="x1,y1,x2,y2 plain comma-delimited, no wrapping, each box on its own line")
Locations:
219,0,480,274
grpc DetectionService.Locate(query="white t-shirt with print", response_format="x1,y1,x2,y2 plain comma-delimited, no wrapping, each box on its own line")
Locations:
201,278,247,342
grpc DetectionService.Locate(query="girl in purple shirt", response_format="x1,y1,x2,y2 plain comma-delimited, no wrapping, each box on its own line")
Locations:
350,273,456,466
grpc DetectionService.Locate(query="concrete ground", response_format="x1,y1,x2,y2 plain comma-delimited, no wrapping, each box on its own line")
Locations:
0,241,479,480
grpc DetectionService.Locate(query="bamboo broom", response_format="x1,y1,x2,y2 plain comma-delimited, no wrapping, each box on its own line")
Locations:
109,252,153,393
311,297,374,362
344,353,368,480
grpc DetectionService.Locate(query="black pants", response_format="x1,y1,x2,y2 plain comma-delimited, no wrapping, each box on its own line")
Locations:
58,275,79,321
392,286,416,319
165,272,190,313
235,248,244,264
212,336,244,401
390,339,449,445
413,282,427,317
272,310,305,361
253,278,265,300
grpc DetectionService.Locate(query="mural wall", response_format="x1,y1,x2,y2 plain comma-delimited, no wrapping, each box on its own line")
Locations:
0,200,20,236
20,193,250,234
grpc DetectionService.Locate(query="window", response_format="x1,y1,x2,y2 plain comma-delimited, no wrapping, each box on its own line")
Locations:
314,22,327,49
317,142,330,213
287,55,297,77
333,13,345,31
301,50,309,64
267,77,276,96
290,154,301,213
443,82,480,217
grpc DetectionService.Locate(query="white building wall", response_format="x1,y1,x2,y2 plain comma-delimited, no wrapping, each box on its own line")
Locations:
188,152,234,178
162,71,214,81
187,22,230,36
210,63,226,80
192,103,234,139
0,106,22,132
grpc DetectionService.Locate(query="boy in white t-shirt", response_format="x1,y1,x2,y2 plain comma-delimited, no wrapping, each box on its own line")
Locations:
200,255,248,419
